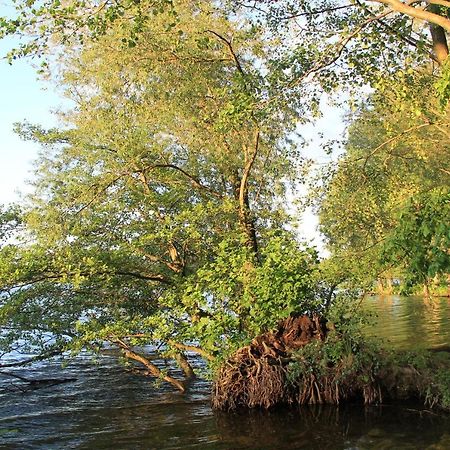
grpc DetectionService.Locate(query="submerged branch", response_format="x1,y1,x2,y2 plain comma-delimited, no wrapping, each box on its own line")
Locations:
0,350,62,368
115,339,185,392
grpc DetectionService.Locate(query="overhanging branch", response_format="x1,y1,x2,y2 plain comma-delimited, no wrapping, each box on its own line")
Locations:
205,30,246,79
371,0,450,32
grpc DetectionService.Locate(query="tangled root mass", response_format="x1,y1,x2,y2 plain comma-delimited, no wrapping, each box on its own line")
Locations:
212,314,337,410
213,314,450,411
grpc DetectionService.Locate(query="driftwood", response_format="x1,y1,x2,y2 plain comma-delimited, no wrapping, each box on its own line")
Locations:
0,371,76,392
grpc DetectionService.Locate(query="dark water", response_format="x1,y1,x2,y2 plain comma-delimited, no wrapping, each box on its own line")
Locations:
1,296,450,449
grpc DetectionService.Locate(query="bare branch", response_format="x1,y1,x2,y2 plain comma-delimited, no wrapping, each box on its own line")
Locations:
115,339,185,392
3,269,172,291
142,163,223,198
0,349,62,368
0,371,31,382
205,30,246,78
168,340,215,361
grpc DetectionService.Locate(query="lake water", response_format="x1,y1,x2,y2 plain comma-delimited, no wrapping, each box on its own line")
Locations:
363,295,450,350
1,296,450,449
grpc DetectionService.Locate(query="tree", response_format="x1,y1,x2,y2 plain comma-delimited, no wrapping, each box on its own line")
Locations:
2,0,448,93
316,71,449,292
382,188,450,295
0,0,322,389
234,0,450,108
1,0,447,392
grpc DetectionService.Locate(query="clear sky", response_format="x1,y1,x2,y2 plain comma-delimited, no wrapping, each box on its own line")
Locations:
0,35,66,205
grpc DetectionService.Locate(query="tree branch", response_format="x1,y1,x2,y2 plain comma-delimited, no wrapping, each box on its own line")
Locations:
239,129,260,256
115,339,185,392
279,8,395,94
427,0,450,8
75,172,127,216
360,121,436,172
205,30,246,78
168,340,215,361
4,269,171,291
0,349,62,368
113,271,171,283
355,0,434,59
142,163,223,199
371,0,450,32
237,2,355,20
286,4,356,19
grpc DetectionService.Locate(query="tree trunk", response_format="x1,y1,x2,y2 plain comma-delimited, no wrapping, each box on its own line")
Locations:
237,129,260,259
385,277,393,294
376,278,385,294
428,5,449,64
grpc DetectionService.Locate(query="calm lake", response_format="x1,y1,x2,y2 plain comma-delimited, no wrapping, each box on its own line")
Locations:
1,296,450,449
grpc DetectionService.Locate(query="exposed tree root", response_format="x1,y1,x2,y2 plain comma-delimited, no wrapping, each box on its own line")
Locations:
213,313,450,411
213,314,332,410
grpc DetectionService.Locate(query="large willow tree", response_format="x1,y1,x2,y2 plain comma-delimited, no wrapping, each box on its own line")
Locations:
2,0,448,388
0,0,322,389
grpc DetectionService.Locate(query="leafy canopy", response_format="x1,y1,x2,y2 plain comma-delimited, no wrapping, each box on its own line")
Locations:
317,70,449,290
0,0,327,387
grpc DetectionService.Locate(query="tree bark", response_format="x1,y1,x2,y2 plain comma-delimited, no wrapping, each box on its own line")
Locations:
372,0,450,33
428,5,449,63
174,352,196,379
237,129,260,258
116,341,185,392
168,340,215,361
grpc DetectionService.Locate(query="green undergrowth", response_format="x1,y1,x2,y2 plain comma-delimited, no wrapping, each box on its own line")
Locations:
286,336,450,410
283,298,450,410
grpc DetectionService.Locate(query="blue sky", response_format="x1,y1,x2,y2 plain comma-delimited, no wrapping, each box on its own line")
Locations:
0,35,66,205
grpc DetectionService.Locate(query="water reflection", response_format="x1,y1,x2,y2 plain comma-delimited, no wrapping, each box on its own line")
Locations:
1,296,450,449
215,406,450,450
363,296,450,350
3,365,450,450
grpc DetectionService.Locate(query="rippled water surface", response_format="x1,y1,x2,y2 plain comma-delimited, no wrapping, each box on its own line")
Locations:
363,295,450,350
1,296,450,449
